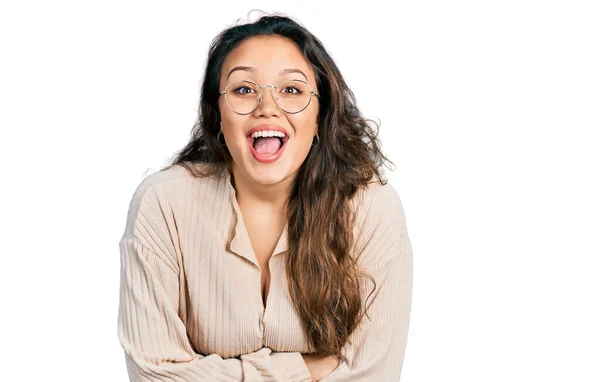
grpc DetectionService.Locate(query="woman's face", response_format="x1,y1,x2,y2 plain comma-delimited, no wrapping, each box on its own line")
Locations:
218,35,319,188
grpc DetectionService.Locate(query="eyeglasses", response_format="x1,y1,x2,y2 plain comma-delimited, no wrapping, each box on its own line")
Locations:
219,79,319,115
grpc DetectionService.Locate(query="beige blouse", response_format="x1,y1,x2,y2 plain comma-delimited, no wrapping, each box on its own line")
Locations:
117,163,413,381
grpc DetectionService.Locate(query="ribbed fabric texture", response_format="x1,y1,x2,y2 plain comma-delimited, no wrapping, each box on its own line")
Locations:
117,163,413,381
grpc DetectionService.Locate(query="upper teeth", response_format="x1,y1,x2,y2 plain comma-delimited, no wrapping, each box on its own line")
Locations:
250,130,286,138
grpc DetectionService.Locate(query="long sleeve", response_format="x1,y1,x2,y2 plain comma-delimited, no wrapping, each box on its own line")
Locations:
320,183,413,382
117,237,312,382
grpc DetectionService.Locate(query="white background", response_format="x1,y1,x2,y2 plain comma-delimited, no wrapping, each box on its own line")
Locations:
1,1,598,381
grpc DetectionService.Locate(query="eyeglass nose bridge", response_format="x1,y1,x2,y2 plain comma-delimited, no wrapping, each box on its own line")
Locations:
255,84,279,111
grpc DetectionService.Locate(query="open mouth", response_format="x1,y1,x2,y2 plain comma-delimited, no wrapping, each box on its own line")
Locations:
247,134,289,157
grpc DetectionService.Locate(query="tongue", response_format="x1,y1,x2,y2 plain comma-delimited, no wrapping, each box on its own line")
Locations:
253,137,282,156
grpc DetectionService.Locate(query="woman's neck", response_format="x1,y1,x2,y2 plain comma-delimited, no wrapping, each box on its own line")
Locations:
229,164,294,213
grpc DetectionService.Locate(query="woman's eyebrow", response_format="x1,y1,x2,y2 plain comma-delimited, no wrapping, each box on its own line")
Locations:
227,66,308,81
279,68,308,81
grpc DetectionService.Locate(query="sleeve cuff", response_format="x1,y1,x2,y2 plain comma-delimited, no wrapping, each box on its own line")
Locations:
321,356,349,380
270,351,313,382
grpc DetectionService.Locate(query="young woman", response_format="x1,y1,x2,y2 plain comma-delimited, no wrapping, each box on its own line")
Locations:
118,13,413,382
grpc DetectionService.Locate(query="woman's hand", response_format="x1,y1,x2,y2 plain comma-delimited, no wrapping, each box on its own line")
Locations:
301,354,340,381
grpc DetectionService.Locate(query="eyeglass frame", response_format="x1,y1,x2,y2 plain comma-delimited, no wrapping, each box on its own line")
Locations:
218,79,320,115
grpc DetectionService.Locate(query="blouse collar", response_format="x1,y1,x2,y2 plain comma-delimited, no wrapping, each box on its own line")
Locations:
224,169,289,266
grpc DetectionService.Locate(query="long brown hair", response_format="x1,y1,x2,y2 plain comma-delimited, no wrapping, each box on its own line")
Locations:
161,12,395,357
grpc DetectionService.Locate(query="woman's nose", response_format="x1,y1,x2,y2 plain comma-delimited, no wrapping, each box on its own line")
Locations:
255,86,281,116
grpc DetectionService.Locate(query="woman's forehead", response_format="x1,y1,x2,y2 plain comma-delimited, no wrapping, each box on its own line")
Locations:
222,36,315,82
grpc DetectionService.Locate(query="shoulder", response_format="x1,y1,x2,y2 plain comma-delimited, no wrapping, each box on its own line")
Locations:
119,162,221,241
126,164,193,204
350,176,405,224
350,176,411,267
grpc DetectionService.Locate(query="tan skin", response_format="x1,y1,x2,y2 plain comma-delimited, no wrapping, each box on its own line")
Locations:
218,35,339,381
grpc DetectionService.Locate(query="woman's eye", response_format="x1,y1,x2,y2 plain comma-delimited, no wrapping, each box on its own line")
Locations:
282,86,301,94
234,86,255,94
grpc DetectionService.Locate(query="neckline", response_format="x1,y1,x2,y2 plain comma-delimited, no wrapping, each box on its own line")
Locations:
225,169,289,265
